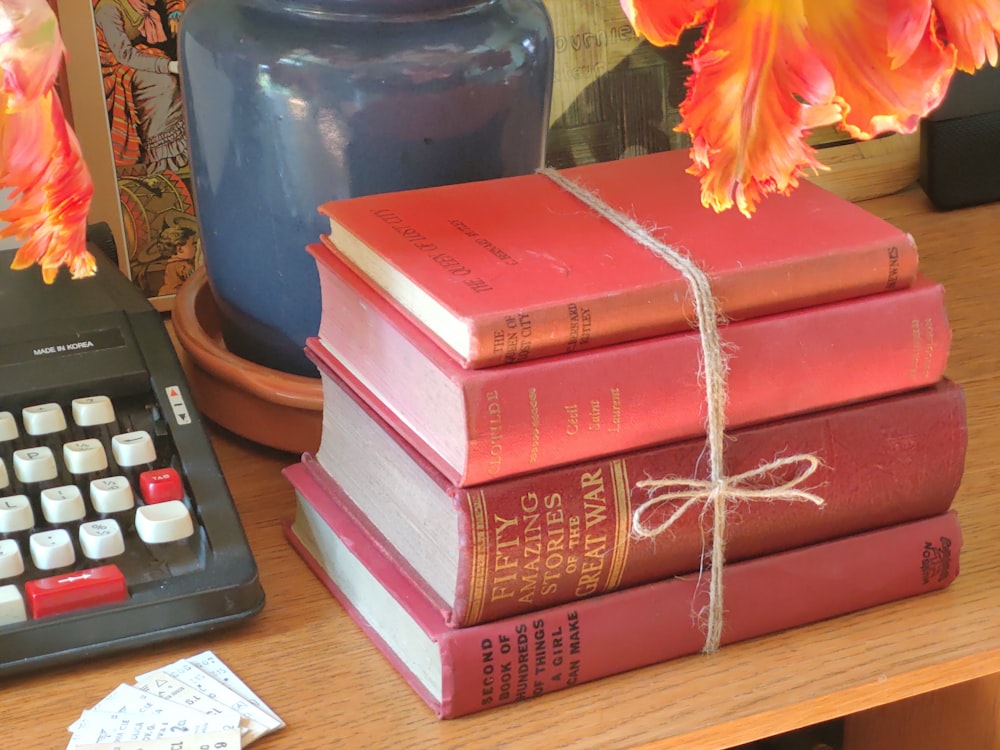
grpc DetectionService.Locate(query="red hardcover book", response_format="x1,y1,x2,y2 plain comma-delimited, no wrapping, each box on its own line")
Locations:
317,148,918,369
309,246,952,486
283,460,963,720
309,368,967,626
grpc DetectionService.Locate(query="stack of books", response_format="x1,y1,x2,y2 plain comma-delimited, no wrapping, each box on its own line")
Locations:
283,148,967,719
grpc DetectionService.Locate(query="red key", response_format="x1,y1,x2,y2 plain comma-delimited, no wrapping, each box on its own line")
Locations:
139,467,185,504
25,564,128,618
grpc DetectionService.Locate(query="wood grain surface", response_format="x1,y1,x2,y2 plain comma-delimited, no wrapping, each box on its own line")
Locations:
6,184,1000,749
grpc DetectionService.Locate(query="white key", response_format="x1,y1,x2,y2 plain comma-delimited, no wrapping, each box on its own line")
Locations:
0,585,27,626
71,395,116,427
40,485,87,524
29,529,75,570
0,458,8,490
89,476,135,513
63,438,109,474
136,501,194,544
79,519,125,560
0,495,34,533
13,447,58,483
0,539,24,579
0,412,17,442
111,431,156,467
22,403,67,435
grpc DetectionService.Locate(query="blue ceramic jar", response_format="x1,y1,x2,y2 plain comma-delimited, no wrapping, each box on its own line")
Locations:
179,0,554,375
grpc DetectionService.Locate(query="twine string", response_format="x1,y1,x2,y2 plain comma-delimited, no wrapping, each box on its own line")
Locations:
632,455,826,539
539,167,825,653
634,456,825,648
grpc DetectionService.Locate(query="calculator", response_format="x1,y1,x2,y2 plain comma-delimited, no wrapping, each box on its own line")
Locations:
0,233,264,676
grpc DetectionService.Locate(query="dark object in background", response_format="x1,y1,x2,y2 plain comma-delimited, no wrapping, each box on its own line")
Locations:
920,65,1000,210
731,719,843,750
85,221,119,266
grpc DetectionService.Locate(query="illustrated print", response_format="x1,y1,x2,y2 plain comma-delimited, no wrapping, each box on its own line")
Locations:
91,0,201,301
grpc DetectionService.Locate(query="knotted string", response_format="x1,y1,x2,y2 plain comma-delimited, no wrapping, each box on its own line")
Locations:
538,166,825,653
633,456,826,650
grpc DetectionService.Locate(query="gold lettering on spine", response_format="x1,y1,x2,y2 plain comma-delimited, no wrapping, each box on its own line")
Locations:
575,468,609,597
466,490,491,624
468,465,637,621
605,460,632,590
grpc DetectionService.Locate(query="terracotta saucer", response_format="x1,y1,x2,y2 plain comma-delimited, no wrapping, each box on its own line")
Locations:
171,266,322,455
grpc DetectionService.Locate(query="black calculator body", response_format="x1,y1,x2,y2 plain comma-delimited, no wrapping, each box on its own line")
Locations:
0,239,264,676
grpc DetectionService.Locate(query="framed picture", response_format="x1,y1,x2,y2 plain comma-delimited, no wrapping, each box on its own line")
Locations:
54,0,200,310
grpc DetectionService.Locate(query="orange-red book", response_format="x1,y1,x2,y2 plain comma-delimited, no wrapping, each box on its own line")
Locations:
317,148,918,369
309,246,952,486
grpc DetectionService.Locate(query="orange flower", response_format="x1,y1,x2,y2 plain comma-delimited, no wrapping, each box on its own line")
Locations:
620,0,1000,215
1,0,95,282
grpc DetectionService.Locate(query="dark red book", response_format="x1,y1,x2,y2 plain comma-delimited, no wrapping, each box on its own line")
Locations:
309,246,952,486
283,460,963,720
308,367,967,626
317,147,918,368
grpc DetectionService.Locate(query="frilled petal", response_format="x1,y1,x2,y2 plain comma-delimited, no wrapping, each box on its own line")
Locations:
619,0,1000,215
935,0,1000,70
805,2,955,140
0,0,95,283
677,0,843,216
885,0,933,66
620,0,715,46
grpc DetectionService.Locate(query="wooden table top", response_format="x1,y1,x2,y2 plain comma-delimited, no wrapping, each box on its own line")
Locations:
6,184,1000,749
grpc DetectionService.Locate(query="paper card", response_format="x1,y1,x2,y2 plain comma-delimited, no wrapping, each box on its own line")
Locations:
67,654,282,749
137,658,282,735
70,685,219,733
67,709,234,749
185,651,283,725
132,671,244,730
70,728,242,750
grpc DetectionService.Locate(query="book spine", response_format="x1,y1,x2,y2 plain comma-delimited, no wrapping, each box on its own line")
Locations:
443,382,966,625
463,234,918,368
458,279,951,484
436,511,961,718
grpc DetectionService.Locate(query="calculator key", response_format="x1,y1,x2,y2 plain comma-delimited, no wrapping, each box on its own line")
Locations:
40,486,87,524
89,476,135,514
71,396,116,427
0,412,16,442
0,459,7,490
29,529,75,570
111,431,156,467
0,495,34,533
22,403,67,436
63,439,109,474
139,468,185,504
0,585,27,626
24,564,128,619
79,519,125,560
0,539,24,579
136,500,195,544
12,447,58,483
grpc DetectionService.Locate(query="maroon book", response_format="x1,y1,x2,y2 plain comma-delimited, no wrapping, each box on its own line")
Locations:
309,247,952,486
284,460,963,720
308,371,967,627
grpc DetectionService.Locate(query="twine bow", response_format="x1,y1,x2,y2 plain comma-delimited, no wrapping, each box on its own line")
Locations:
539,166,826,654
633,455,826,652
